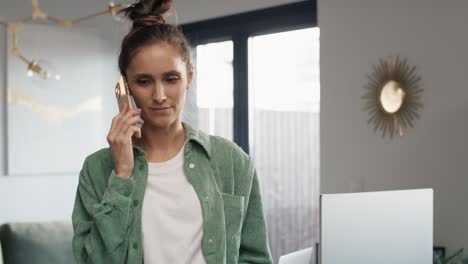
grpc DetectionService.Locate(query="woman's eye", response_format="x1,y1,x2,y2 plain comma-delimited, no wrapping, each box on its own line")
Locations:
137,79,151,85
166,77,180,84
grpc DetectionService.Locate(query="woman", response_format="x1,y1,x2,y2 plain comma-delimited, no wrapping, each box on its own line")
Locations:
71,0,273,263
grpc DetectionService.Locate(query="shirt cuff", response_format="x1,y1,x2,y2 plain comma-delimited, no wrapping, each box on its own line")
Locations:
102,170,136,207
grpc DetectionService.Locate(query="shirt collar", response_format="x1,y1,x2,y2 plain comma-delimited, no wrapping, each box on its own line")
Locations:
132,121,211,159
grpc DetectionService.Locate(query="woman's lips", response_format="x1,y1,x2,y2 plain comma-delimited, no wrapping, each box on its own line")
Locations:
149,106,171,113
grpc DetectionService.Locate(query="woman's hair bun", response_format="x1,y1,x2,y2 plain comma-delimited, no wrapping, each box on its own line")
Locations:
120,0,173,28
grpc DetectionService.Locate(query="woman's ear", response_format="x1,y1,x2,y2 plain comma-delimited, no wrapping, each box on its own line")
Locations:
187,63,194,89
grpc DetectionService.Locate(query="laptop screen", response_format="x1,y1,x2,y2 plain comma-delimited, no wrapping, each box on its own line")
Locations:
320,189,433,264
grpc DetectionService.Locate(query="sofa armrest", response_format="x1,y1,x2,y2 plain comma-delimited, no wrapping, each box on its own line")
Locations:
0,221,73,264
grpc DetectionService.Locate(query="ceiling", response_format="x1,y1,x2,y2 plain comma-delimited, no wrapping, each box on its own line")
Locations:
0,0,306,25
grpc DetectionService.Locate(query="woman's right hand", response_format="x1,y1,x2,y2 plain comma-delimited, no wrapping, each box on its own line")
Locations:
107,103,144,178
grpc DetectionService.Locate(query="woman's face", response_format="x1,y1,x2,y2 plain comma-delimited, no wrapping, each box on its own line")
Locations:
126,42,193,129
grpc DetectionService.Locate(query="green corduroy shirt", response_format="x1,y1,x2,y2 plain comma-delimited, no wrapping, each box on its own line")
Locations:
72,122,273,264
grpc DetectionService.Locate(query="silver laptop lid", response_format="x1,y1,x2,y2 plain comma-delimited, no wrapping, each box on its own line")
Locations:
320,189,433,264
278,247,313,264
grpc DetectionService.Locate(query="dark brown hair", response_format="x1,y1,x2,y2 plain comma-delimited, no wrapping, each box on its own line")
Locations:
118,0,191,77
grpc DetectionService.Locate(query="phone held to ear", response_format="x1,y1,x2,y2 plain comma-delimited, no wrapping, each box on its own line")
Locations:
115,76,142,131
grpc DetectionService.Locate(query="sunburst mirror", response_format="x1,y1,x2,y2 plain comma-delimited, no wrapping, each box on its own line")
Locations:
363,55,423,138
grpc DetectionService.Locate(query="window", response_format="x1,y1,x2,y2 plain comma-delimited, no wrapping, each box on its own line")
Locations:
249,28,320,260
183,41,234,140
182,1,318,262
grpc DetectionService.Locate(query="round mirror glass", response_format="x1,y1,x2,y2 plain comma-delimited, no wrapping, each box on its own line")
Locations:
380,80,405,114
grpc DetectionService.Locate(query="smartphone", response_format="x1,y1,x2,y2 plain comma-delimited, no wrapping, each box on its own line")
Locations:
115,76,142,130
115,75,135,112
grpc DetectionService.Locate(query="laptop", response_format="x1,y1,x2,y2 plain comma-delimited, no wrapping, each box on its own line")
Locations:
319,189,433,264
278,247,314,264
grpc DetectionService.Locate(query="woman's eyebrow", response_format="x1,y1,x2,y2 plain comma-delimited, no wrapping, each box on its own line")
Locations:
163,70,181,76
131,70,181,79
133,73,153,79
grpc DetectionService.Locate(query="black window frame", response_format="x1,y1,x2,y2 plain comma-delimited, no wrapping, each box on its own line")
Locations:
181,0,317,153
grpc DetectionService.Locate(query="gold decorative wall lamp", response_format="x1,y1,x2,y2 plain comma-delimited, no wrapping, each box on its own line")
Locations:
0,0,129,80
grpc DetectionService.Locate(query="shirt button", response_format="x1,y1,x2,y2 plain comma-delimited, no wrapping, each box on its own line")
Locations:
204,196,209,201
189,163,195,169
133,200,139,207
208,239,214,244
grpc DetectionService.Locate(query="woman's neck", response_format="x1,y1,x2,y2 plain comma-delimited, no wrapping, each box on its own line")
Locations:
133,121,186,162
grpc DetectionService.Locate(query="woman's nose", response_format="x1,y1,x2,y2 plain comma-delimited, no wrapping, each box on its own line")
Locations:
152,82,167,103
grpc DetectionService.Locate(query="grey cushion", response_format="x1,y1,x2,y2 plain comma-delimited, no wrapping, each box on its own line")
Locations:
0,221,73,264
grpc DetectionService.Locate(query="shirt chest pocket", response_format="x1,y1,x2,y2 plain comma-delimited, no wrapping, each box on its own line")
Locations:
220,192,245,262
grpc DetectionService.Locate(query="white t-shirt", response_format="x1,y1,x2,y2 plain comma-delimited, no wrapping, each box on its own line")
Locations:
142,145,206,264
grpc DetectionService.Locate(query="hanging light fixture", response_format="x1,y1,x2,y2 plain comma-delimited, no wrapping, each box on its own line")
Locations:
0,0,130,80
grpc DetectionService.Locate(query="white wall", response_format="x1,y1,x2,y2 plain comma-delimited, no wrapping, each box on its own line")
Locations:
1,26,6,178
0,20,122,224
0,0,305,223
0,0,131,226
319,0,468,254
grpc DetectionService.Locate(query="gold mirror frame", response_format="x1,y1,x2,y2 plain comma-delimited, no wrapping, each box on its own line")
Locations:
363,55,423,138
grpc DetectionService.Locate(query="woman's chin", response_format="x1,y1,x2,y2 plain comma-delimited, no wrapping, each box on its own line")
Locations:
144,116,177,129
